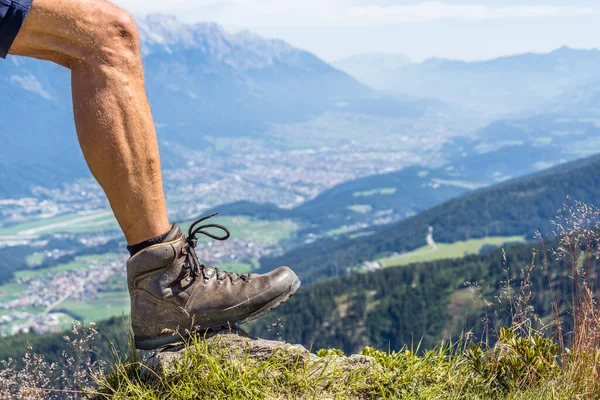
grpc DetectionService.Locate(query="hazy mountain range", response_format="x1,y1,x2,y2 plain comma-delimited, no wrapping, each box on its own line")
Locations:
336,47,600,118
0,15,441,198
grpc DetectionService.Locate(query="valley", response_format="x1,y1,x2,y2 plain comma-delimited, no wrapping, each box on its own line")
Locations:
0,15,599,366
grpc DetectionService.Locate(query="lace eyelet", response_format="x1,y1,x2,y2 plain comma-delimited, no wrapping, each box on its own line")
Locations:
202,278,210,284
216,280,224,286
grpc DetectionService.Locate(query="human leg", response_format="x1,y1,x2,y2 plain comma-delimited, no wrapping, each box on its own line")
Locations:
7,0,300,348
9,0,170,245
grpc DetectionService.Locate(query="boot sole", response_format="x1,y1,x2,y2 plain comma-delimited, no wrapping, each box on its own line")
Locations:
134,277,301,350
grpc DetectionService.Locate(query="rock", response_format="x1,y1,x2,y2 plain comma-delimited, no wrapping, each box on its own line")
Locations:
143,327,315,379
142,327,379,382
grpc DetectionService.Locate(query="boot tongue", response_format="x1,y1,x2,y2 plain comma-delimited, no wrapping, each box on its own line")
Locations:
163,223,184,242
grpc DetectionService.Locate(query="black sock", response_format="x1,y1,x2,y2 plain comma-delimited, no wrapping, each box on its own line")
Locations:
127,230,170,257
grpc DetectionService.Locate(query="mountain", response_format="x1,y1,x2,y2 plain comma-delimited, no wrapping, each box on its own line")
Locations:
345,47,600,117
0,15,441,198
0,59,83,197
446,113,600,178
333,53,411,84
542,79,600,118
137,16,443,146
258,153,600,284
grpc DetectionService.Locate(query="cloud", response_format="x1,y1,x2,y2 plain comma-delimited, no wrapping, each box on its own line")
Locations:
115,0,600,26
11,75,54,101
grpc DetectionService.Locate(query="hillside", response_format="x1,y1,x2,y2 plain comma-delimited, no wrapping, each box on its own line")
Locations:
209,166,470,235
443,112,600,180
1,200,598,399
258,153,600,283
542,79,600,118
250,241,554,354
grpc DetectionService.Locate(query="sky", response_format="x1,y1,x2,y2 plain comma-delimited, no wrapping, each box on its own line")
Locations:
114,0,600,62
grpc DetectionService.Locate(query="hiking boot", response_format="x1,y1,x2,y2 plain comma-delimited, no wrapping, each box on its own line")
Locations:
126,214,301,350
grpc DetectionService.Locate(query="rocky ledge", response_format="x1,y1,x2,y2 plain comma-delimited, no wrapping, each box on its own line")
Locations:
144,327,378,381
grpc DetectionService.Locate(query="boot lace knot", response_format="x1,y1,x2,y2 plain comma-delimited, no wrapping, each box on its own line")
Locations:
183,213,251,285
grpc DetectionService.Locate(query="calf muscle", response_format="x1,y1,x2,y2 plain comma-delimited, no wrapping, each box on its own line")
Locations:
10,0,171,245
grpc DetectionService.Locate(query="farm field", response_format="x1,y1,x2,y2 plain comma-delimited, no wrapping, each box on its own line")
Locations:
0,211,297,246
347,205,373,214
14,261,88,280
0,284,27,303
0,210,118,236
379,236,526,268
58,291,130,324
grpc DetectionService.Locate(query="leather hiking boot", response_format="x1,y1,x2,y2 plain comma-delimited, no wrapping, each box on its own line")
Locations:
126,214,301,350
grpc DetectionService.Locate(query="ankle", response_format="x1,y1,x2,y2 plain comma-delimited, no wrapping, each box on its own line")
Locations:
127,230,170,256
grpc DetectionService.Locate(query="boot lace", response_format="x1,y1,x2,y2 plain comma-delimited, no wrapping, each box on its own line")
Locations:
183,213,251,285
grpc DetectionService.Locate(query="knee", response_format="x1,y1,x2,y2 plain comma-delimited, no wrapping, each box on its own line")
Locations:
74,3,142,69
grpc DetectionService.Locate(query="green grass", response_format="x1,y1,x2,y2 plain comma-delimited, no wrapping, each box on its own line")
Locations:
0,212,294,240
15,253,121,281
180,216,298,245
325,225,360,237
379,236,526,268
25,252,44,266
55,218,120,234
0,210,117,236
431,178,487,190
347,204,373,214
59,291,129,323
349,231,375,239
90,327,590,400
0,213,85,235
14,261,88,280
353,188,397,197
0,283,27,302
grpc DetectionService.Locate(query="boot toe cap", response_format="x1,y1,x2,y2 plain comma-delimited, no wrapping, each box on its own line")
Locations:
266,266,299,289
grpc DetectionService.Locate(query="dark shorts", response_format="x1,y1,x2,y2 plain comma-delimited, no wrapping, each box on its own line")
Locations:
0,0,33,59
